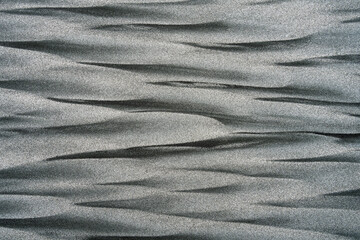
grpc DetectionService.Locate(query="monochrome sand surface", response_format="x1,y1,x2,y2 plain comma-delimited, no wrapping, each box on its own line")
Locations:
0,0,360,239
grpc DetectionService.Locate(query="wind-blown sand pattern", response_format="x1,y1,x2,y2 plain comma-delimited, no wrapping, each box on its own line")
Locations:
0,0,360,239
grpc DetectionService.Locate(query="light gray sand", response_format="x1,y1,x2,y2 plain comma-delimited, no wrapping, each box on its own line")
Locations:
0,0,359,239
